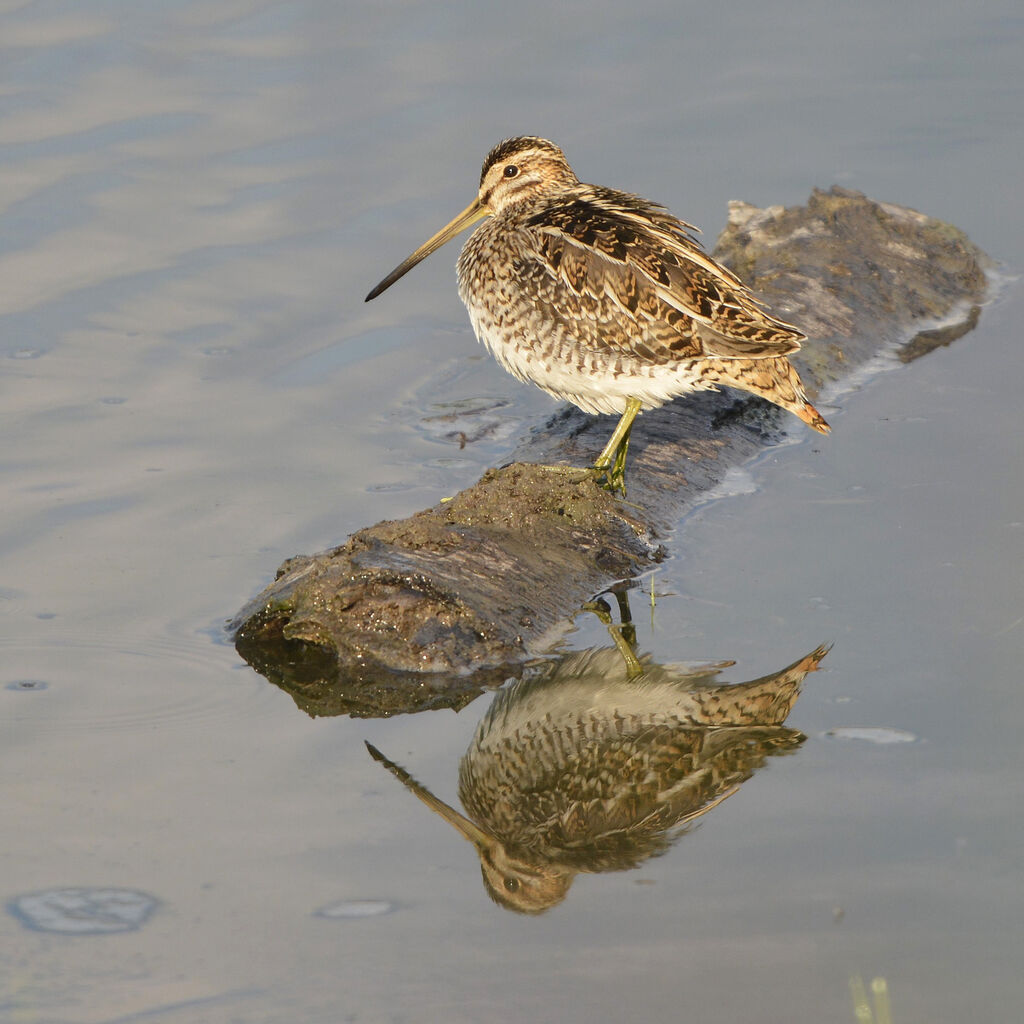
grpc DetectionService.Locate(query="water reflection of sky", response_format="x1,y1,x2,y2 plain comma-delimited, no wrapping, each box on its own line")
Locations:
2,0,1023,1021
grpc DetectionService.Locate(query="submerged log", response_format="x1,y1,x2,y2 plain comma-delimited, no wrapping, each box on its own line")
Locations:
232,187,990,714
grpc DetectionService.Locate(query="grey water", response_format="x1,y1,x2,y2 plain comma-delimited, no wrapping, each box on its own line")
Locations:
2,1,1022,1021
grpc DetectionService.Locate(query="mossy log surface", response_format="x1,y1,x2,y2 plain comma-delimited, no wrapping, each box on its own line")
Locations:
232,187,990,717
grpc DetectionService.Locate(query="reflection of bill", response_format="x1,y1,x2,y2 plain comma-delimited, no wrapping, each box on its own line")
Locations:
367,642,829,914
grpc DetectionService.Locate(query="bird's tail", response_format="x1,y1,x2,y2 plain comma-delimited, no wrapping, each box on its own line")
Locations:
777,358,831,434
792,398,831,435
704,356,831,435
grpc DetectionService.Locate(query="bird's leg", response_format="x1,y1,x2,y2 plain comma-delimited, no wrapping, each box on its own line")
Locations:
582,596,643,679
612,589,637,649
593,398,642,469
610,432,632,490
591,397,642,495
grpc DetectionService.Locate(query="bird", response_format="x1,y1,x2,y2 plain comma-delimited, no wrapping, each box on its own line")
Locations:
366,641,830,913
366,136,829,493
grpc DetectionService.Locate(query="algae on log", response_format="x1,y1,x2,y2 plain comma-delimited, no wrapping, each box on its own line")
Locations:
232,187,990,716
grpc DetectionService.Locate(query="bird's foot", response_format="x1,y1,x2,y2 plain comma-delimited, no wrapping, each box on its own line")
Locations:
590,440,631,495
589,461,627,496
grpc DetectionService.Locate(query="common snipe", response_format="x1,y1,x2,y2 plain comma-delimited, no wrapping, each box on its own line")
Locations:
366,137,829,492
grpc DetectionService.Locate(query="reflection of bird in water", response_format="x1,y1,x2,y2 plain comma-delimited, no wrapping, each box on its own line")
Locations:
366,642,829,913
365,136,828,493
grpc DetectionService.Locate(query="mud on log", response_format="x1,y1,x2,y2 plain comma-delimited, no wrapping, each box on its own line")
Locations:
232,187,990,715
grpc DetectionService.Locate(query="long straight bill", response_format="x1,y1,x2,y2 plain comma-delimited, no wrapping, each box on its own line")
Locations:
365,198,487,301
364,742,498,851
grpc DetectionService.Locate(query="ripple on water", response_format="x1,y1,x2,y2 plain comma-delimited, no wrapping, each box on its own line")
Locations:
6,679,48,691
314,899,397,920
9,888,159,934
823,727,918,744
0,630,278,735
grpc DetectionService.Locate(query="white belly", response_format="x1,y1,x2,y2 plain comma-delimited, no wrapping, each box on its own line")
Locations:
464,303,714,417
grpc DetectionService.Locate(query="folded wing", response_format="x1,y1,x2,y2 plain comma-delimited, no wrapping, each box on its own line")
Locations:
522,186,805,362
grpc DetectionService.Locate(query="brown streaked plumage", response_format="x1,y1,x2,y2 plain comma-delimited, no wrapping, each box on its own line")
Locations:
366,136,829,492
366,641,830,914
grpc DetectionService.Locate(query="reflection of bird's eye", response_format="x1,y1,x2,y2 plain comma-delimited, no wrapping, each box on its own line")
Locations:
503,165,519,178
504,877,520,892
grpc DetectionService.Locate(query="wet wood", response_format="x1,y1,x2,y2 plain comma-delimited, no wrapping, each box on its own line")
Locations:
232,187,990,715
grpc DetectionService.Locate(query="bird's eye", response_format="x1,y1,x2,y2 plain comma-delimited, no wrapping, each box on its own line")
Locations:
503,165,519,178
504,877,520,892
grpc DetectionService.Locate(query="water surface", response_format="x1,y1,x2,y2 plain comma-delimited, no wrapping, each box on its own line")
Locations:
2,2,1022,1021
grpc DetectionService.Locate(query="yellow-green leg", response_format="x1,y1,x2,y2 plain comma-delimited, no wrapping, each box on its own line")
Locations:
591,397,642,495
582,594,643,679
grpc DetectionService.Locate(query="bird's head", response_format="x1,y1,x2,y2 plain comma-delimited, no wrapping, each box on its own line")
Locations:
476,136,578,215
365,136,576,302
